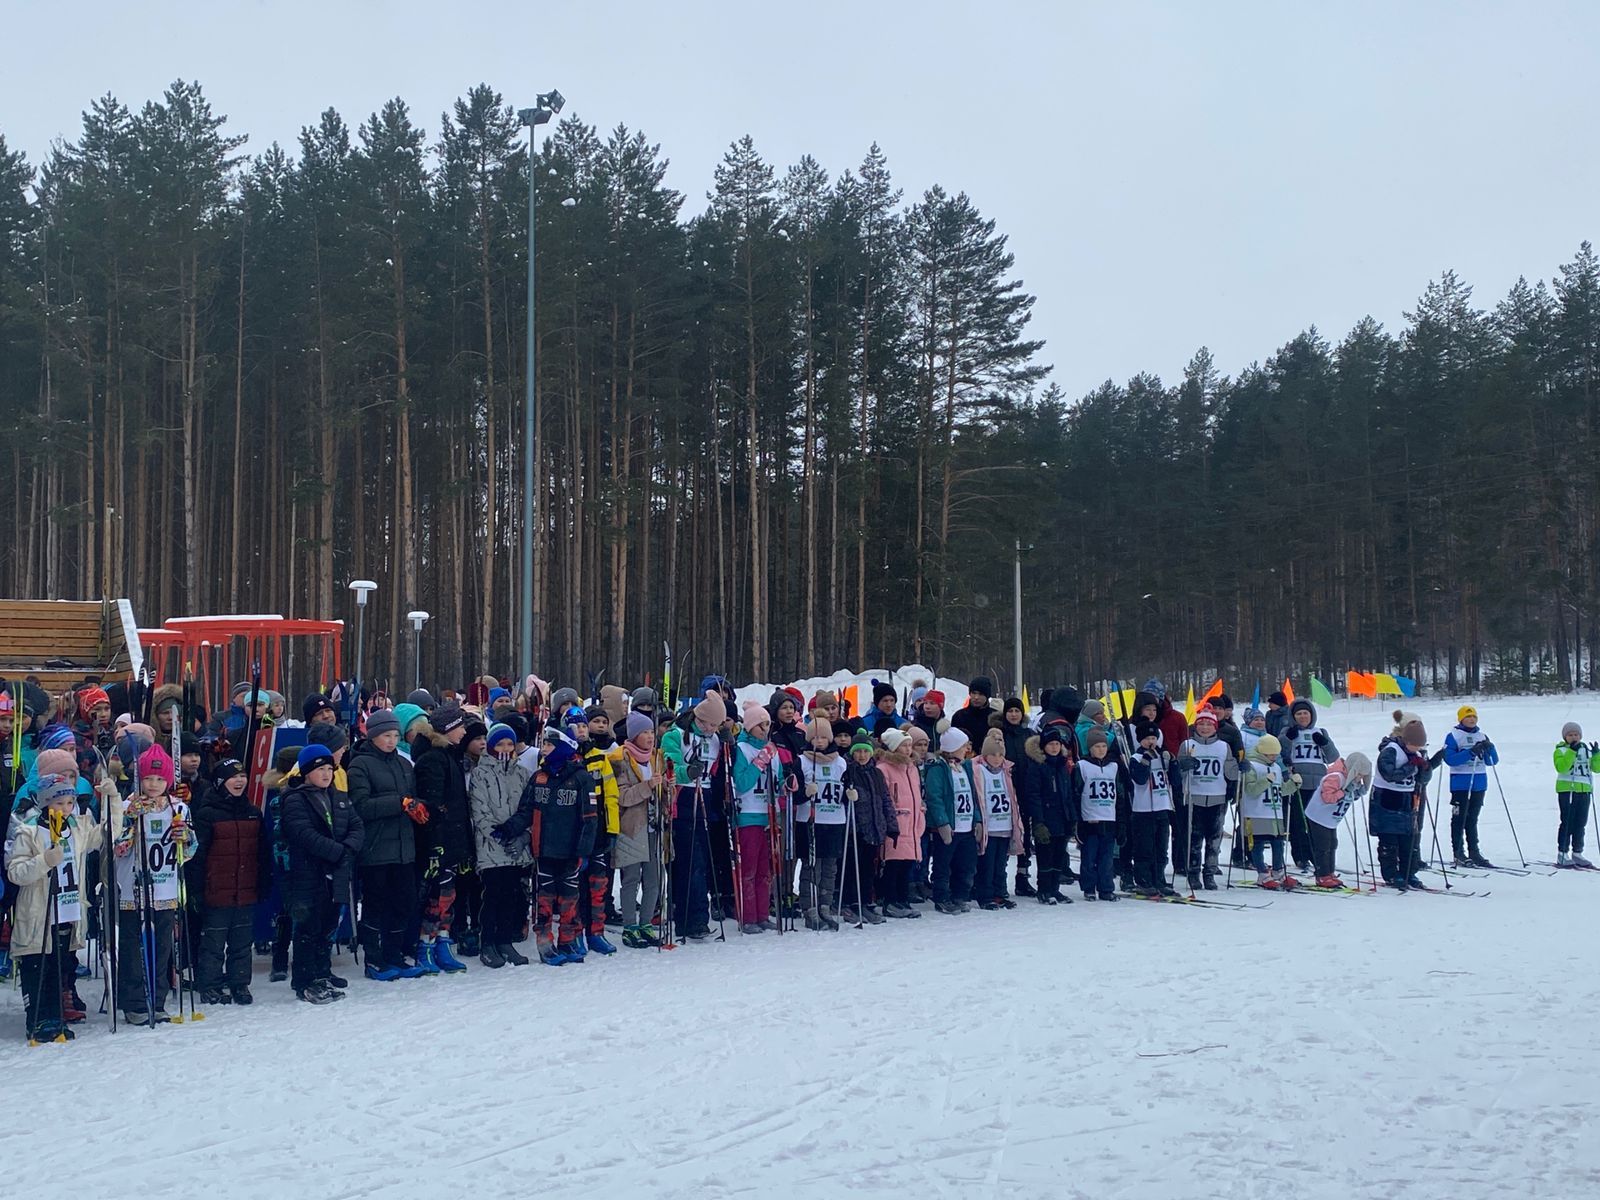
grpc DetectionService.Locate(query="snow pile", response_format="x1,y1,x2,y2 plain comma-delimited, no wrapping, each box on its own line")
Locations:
8,694,1600,1199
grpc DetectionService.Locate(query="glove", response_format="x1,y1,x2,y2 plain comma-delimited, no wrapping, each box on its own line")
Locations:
402,796,430,825
1175,755,1199,773
1480,739,1494,756
717,727,735,746
1311,731,1328,747
845,787,859,802
1033,821,1050,846
1289,772,1303,788
43,845,64,868
1589,742,1599,757
936,824,953,845
490,821,519,845
685,762,704,782
805,782,818,798
753,744,775,769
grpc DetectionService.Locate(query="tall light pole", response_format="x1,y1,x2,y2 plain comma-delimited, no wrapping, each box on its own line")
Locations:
1013,540,1031,703
407,610,430,692
518,88,564,685
349,580,376,726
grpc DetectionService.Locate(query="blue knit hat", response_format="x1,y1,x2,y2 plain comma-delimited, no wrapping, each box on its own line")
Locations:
486,723,516,752
540,728,578,775
297,744,336,775
488,687,510,705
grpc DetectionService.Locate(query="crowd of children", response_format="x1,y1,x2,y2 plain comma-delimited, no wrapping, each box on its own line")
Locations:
0,671,1587,1043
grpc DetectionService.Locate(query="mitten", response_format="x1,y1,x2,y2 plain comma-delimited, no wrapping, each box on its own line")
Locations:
845,787,859,802
1289,772,1303,788
1311,731,1328,747
805,782,818,797
1175,755,1199,773
43,845,64,868
685,762,704,782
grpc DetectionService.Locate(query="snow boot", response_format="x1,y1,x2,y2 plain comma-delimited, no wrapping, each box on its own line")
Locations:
322,972,349,989
198,987,232,1004
1573,852,1594,868
537,938,567,966
1315,874,1344,889
501,943,531,965
365,963,403,982
586,932,618,954
231,985,254,1005
414,941,442,975
818,906,841,931
1186,871,1203,891
268,967,288,983
556,940,583,962
296,981,341,1005
740,922,763,935
432,936,468,972
1013,874,1037,898
478,945,506,969
863,905,886,924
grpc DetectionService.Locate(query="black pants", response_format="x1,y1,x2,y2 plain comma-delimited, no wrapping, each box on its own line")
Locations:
881,859,913,905
289,890,334,992
359,863,416,969
117,908,175,1014
1129,810,1171,888
841,833,878,909
479,864,528,947
454,867,482,945
18,939,69,1032
1188,804,1226,875
1450,789,1486,858
1558,791,1591,853
1377,832,1416,883
670,804,712,933
1308,821,1339,877
1170,793,1190,873
708,817,735,916
1035,835,1065,896
1287,789,1314,865
271,907,292,974
198,904,254,991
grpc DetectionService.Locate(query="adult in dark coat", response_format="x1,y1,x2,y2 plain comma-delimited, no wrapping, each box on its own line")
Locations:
279,745,364,1002
346,709,419,972
950,677,995,748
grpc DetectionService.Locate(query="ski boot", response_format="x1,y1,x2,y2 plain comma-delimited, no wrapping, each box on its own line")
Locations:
1315,874,1344,890
478,945,506,969
1202,868,1219,891
28,1020,71,1044
684,925,713,941
1276,871,1299,890
1157,882,1179,897
1468,853,1497,869
803,909,824,931
1013,874,1037,898
587,931,618,954
364,963,402,982
269,966,288,983
391,955,430,979
1036,891,1058,906
1118,873,1136,893
1559,851,1572,866
296,981,341,1005
537,937,567,966
1259,872,1281,890
1098,891,1120,902
739,922,763,935
1062,866,1078,884
623,924,653,946
998,896,1017,910
457,929,481,956
1136,884,1161,898
61,990,87,1022
0,949,10,980
322,972,349,989
1404,873,1426,890
1573,852,1594,868
556,940,584,963
432,936,468,972
414,940,442,975
231,985,254,1005
198,986,233,1004
818,906,841,931
840,906,860,924
863,904,886,924
605,902,623,928
1186,871,1203,892
501,943,531,965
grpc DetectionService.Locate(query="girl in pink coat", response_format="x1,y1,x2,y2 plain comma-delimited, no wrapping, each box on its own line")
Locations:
971,729,1023,909
875,729,927,918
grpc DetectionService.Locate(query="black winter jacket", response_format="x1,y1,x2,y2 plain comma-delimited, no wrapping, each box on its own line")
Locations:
347,741,417,867
1023,742,1074,840
495,757,598,861
279,782,364,908
843,759,900,847
412,732,473,869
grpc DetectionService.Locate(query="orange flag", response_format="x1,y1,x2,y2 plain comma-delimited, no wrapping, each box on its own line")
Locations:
1281,677,1295,704
1199,679,1224,707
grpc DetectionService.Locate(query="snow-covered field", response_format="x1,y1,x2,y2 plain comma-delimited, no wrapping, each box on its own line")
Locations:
8,693,1600,1199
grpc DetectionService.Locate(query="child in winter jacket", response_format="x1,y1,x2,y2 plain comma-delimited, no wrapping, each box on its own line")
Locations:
1175,706,1237,891
1553,721,1600,867
799,717,849,929
346,708,426,981
614,713,666,947
842,733,899,923
279,744,364,1004
1372,711,1431,889
468,724,533,968
733,703,784,934
1071,729,1128,900
192,758,271,1004
1306,752,1372,888
1022,727,1074,904
1127,720,1177,896
1442,706,1498,867
112,744,197,1023
970,730,1021,909
1279,699,1338,874
875,728,925,918
6,774,112,1041
492,728,597,964
924,729,979,914
1240,735,1296,889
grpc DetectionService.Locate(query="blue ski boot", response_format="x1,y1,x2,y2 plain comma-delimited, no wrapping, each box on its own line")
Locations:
364,963,403,983
432,935,468,972
392,955,430,980
414,941,442,975
537,938,569,966
568,932,588,961
586,931,618,955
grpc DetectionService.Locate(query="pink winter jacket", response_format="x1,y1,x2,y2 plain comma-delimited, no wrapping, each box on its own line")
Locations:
875,750,927,862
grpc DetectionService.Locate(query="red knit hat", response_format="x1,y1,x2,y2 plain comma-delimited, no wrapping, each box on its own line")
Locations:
924,690,946,709
77,686,111,718
1193,706,1219,728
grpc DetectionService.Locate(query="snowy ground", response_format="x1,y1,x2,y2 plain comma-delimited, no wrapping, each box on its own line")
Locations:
8,693,1600,1199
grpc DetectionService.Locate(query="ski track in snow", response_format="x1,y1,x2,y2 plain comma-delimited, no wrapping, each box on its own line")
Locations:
8,694,1600,1199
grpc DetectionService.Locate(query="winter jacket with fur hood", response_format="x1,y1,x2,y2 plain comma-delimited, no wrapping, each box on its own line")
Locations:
1022,736,1074,840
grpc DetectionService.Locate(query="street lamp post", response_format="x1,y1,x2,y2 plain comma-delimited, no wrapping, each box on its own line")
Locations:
517,88,564,686
406,610,430,692
349,580,376,728
1013,540,1032,703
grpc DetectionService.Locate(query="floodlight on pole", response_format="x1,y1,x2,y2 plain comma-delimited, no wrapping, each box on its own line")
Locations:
348,581,377,730
407,610,430,691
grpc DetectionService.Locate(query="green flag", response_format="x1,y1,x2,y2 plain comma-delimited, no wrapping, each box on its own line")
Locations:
1310,676,1334,707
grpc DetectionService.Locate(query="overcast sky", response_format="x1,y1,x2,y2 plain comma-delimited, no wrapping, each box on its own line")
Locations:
4,0,1596,399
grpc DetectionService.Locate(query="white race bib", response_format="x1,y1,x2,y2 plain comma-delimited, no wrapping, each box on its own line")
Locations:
54,827,82,925
950,766,975,834
979,767,1012,834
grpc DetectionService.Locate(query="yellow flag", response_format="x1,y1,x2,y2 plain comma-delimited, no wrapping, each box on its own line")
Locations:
1184,684,1196,724
1021,684,1031,713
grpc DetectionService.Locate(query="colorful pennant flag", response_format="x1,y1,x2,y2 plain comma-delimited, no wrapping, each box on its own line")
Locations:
1394,675,1417,698
1372,672,1402,697
1250,682,1261,709
1310,676,1334,707
1199,679,1224,708
1184,684,1196,724
1346,670,1375,698
1021,684,1031,713
1281,677,1295,704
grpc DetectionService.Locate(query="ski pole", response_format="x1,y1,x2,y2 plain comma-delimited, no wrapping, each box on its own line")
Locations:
848,800,863,928
27,853,61,1044
1426,765,1453,890
1487,761,1527,867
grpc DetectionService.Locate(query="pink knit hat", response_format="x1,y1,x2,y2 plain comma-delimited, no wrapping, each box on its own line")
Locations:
137,743,174,785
